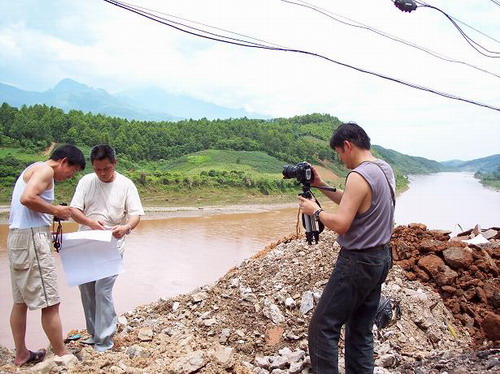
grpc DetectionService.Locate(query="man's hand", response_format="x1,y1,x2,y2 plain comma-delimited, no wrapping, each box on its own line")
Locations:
111,225,129,239
54,205,72,221
298,196,320,216
87,220,105,231
309,165,326,188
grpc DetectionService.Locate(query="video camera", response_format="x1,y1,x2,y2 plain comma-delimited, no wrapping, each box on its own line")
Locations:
282,162,323,245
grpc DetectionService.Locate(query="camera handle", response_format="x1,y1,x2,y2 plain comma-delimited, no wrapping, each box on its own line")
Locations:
299,184,324,245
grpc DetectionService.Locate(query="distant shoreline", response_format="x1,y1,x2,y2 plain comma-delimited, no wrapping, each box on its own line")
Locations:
0,202,299,225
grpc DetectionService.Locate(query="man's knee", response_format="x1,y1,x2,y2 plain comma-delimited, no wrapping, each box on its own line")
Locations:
42,303,61,314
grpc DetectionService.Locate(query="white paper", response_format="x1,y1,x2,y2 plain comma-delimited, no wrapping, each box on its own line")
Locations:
59,230,124,286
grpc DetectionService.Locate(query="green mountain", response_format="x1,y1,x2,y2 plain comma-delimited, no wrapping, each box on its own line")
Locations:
441,154,500,173
373,145,445,174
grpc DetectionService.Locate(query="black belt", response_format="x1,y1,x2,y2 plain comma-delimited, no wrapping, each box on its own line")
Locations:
342,243,389,252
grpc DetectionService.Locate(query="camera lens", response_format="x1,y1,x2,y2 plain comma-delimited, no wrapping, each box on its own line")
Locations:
282,165,297,179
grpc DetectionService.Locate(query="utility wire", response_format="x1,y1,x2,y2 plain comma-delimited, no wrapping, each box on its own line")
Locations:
102,0,500,112
413,0,500,57
114,0,287,49
417,0,500,45
282,0,500,79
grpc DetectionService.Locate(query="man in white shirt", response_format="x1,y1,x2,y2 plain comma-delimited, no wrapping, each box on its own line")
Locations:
70,145,144,351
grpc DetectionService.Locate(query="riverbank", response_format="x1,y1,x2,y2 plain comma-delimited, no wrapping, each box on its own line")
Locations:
1,225,498,373
0,202,299,225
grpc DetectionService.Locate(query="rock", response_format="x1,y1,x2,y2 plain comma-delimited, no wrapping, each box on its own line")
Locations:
219,328,231,343
172,301,180,312
442,247,474,269
481,312,500,341
299,291,314,316
263,300,285,324
285,297,296,308
255,355,272,369
138,327,154,341
126,344,150,358
265,326,284,346
418,255,458,285
212,345,234,365
32,359,58,373
191,291,208,303
375,354,396,368
168,350,206,374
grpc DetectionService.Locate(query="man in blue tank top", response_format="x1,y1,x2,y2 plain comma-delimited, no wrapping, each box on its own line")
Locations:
298,122,395,374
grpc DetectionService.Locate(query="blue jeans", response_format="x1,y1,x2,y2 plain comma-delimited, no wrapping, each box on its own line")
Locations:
308,246,391,374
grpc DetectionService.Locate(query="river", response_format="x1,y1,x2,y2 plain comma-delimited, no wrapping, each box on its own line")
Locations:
0,172,498,349
394,172,499,234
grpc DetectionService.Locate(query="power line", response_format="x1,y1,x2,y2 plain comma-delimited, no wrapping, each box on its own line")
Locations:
281,0,500,79
102,0,500,112
114,0,287,49
396,0,500,57
417,0,500,46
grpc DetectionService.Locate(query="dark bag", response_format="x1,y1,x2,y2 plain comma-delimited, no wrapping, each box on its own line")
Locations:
374,296,400,329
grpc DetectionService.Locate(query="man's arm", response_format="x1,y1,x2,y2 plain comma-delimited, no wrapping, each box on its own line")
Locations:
70,208,105,230
20,163,71,220
299,172,370,234
111,215,141,239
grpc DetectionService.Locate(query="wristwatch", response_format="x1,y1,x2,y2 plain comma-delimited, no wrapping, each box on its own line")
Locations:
313,208,324,220
126,224,132,235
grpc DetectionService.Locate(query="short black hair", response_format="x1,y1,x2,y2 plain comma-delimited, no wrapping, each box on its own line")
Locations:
330,122,371,150
50,144,86,170
90,144,116,163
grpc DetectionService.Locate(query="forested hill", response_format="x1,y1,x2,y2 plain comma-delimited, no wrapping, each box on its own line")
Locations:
0,103,446,204
441,154,500,174
372,145,444,174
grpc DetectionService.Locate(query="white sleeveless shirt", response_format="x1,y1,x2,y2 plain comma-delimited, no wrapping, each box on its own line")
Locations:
9,162,54,229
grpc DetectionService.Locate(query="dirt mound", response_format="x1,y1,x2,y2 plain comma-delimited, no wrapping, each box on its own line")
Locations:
1,228,498,373
391,223,500,347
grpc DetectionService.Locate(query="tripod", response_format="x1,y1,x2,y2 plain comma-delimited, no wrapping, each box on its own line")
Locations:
299,183,322,245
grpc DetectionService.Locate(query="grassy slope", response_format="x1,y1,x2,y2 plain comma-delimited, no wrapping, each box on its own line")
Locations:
4,143,477,206
157,149,286,175
0,148,341,206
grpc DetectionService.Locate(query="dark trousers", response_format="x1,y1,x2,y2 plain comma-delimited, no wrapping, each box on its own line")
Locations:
308,246,391,374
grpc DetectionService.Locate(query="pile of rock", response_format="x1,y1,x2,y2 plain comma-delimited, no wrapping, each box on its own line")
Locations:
1,227,498,373
391,223,500,346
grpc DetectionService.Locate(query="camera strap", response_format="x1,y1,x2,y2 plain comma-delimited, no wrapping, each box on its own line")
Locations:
52,220,63,253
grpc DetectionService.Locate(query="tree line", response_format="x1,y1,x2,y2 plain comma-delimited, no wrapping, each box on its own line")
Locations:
0,103,341,166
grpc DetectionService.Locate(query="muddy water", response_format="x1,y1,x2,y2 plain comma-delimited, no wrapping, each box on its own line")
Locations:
0,204,337,349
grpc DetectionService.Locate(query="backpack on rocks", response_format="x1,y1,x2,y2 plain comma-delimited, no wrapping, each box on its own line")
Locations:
374,296,401,329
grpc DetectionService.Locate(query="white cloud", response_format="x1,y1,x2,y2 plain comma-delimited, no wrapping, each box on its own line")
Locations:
0,0,498,161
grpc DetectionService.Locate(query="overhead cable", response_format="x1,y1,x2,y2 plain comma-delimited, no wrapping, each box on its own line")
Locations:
282,0,500,79
394,0,500,57
102,0,500,112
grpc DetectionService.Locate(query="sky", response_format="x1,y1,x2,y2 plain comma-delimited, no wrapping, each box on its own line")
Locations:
0,0,499,161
